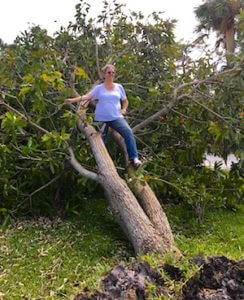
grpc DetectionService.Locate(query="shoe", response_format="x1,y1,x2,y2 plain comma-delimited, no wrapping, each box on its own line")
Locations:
132,157,142,168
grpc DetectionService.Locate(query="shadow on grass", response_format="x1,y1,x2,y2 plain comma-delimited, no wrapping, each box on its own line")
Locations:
64,196,134,258
164,203,243,259
165,203,244,237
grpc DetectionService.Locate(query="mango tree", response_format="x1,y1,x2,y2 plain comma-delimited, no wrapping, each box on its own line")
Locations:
0,0,243,253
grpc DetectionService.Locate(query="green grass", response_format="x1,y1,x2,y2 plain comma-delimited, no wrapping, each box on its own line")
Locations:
166,203,244,260
0,199,243,299
0,198,132,299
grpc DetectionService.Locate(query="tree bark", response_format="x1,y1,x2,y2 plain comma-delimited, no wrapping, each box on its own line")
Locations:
225,26,235,53
129,179,173,244
109,127,174,247
225,25,235,65
75,118,177,254
101,171,173,254
0,93,178,254
1,63,240,255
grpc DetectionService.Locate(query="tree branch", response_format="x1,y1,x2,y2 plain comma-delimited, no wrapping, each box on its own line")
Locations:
132,65,241,133
1,98,101,182
132,93,180,133
29,174,62,198
109,128,129,166
122,82,149,90
171,108,206,124
68,147,99,182
192,97,230,123
0,98,49,134
93,27,101,78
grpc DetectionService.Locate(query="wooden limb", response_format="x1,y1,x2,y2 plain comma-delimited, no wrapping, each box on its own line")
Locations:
108,45,133,65
136,125,161,136
122,83,149,90
93,27,101,78
106,119,178,253
0,98,100,182
192,97,231,123
75,117,175,254
131,94,180,133
76,119,118,172
128,178,174,245
109,128,130,166
132,65,241,133
68,147,99,182
171,108,206,124
0,98,49,134
29,174,62,198
18,155,42,161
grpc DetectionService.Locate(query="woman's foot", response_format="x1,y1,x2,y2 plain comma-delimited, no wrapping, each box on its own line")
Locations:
131,157,142,168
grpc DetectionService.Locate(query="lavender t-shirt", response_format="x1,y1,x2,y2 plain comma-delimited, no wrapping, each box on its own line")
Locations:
90,83,127,121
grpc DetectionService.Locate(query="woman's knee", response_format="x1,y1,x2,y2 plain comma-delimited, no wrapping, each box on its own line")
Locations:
122,128,134,140
122,124,132,134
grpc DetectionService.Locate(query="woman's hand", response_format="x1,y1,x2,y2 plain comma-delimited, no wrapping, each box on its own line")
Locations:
120,108,127,115
64,98,74,103
64,96,82,104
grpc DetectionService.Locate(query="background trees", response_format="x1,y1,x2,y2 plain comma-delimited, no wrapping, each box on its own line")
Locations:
194,0,243,64
0,0,243,249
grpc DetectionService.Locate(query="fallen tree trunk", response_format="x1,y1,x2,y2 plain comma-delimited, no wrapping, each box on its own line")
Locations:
66,65,240,254
109,127,175,251
71,118,177,254
0,94,178,255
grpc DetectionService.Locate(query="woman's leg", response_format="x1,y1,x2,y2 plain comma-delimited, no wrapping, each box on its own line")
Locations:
108,118,138,160
101,123,109,143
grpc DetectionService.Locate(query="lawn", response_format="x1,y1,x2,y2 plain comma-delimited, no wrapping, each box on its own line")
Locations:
0,198,243,299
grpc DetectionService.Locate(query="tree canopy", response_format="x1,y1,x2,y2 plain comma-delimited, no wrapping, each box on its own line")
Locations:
194,0,243,64
0,0,243,224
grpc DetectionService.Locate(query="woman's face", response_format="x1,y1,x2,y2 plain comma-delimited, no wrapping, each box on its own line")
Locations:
104,66,115,81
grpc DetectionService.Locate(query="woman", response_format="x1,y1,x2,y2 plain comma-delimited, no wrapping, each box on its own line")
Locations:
64,64,142,167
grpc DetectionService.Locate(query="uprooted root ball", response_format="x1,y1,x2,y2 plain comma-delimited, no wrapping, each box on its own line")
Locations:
74,256,244,300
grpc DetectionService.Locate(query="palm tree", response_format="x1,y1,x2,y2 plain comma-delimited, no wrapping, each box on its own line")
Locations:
194,0,242,63
0,38,6,48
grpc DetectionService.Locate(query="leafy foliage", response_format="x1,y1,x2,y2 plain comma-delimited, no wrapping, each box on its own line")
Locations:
194,0,241,33
0,0,243,220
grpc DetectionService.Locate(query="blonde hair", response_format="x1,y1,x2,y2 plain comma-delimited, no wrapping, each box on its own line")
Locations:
100,64,115,81
90,64,115,90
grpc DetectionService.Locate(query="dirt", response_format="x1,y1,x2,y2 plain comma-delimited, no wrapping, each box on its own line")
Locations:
74,256,244,300
182,256,244,300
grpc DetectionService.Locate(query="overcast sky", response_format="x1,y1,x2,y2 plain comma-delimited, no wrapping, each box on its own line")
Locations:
0,0,203,44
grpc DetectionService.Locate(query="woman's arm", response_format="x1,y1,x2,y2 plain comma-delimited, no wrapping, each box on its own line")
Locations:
64,92,92,104
120,98,129,115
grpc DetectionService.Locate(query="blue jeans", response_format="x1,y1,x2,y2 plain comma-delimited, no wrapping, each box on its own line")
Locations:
102,118,138,160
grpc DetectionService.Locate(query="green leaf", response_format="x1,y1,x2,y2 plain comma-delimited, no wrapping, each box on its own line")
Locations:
41,133,51,143
19,86,31,97
74,67,89,80
41,73,54,83
148,88,160,97
27,137,33,148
